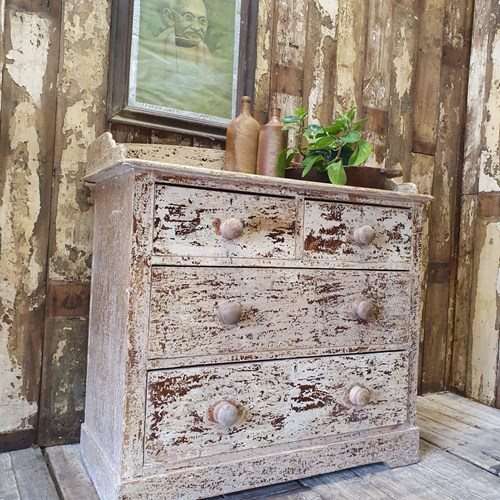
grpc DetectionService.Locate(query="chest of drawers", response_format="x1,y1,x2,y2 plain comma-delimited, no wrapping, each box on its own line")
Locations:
81,133,431,500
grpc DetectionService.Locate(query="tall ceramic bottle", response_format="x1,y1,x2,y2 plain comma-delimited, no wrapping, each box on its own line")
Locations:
225,96,260,174
256,106,286,177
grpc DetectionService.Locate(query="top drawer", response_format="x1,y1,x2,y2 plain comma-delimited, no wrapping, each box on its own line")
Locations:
153,185,297,259
304,201,413,270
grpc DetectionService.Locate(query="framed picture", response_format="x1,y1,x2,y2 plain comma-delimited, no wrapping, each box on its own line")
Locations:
108,0,258,138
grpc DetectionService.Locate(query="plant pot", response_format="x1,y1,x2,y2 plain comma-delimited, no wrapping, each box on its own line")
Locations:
285,165,403,189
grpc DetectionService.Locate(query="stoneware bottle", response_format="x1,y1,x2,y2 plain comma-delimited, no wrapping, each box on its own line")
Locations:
225,96,260,174
256,106,286,177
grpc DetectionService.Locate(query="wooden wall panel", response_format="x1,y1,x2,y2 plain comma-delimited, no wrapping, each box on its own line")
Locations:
0,0,61,449
452,0,499,407
37,0,111,446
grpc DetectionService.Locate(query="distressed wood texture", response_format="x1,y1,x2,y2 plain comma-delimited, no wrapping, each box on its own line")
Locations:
80,135,428,499
153,185,298,259
0,0,61,443
145,353,410,466
303,201,412,270
149,267,412,364
450,0,500,405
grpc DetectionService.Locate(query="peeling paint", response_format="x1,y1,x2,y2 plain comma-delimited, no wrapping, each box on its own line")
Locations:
393,26,412,98
0,98,44,433
478,26,500,192
5,11,50,107
470,222,500,404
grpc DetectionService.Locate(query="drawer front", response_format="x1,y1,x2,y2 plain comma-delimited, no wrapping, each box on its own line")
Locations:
304,201,413,269
148,267,411,362
144,352,409,465
153,185,297,259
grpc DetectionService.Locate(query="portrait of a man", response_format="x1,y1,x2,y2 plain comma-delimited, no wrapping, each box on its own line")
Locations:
131,0,240,122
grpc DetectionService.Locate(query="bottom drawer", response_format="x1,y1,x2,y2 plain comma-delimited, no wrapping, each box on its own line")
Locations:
144,351,410,466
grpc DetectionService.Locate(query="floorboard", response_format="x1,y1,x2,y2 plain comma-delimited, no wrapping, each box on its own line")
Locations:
0,393,498,499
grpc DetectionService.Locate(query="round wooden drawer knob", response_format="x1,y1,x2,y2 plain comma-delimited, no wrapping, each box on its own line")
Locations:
349,386,371,407
218,301,242,325
353,225,376,245
212,401,239,427
220,218,244,240
352,299,374,321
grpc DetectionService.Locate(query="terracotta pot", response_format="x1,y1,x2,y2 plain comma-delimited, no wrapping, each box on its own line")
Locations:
285,165,403,189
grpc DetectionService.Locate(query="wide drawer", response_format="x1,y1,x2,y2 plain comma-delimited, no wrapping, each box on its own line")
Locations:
144,352,410,465
304,201,413,269
148,267,411,363
153,184,297,259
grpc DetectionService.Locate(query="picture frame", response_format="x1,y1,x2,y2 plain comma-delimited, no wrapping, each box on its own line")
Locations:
108,0,258,139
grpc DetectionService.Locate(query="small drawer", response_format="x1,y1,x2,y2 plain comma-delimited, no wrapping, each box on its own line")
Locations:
144,351,409,465
148,267,412,363
153,184,297,259
304,201,413,269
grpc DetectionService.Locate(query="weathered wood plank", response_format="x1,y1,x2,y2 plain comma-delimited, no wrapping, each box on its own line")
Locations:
0,453,20,500
412,0,445,155
362,0,393,168
223,481,313,499
0,0,62,441
145,352,410,466
354,440,500,498
334,0,367,115
10,448,58,500
386,3,419,180
38,0,111,445
425,392,500,420
45,444,99,500
417,414,500,475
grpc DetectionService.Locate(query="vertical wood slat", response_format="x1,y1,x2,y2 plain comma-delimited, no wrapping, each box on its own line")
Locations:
37,0,110,446
333,0,367,117
386,2,419,181
412,0,445,156
0,0,61,441
362,0,393,168
421,0,474,394
302,0,338,125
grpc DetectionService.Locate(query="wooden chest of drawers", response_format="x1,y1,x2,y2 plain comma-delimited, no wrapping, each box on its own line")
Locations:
81,134,431,499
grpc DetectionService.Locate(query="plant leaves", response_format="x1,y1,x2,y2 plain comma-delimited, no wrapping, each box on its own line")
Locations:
277,149,288,176
348,140,373,166
342,131,361,143
327,160,347,185
308,136,335,150
282,123,299,131
347,107,356,121
352,118,367,131
282,116,300,123
301,154,323,177
295,107,307,119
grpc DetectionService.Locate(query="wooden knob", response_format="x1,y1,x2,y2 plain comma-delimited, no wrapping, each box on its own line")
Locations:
212,401,239,427
218,301,242,325
349,386,371,407
220,218,244,240
352,299,374,321
353,225,376,245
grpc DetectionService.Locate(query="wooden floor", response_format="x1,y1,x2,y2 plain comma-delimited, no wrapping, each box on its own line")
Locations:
1,393,499,499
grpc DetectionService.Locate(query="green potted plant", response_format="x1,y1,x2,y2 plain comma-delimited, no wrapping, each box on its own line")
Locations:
277,107,373,185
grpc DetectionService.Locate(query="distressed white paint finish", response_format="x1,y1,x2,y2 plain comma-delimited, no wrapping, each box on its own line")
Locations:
144,352,410,466
478,26,500,192
303,201,413,269
149,267,411,363
5,11,50,107
82,135,428,499
153,185,298,259
0,8,51,431
470,222,500,404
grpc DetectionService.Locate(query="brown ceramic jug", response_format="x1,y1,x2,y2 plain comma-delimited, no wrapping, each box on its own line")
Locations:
256,106,286,177
225,96,260,174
